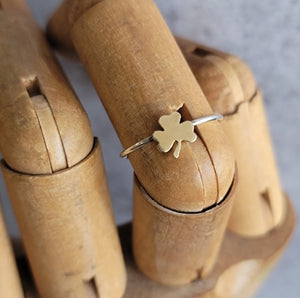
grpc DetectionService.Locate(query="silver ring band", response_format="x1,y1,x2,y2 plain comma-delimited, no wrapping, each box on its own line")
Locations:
120,113,223,158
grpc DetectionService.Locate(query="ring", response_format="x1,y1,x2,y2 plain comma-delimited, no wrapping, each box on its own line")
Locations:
120,111,223,159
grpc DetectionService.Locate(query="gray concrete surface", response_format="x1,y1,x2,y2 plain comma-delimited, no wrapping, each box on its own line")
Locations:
0,1,299,297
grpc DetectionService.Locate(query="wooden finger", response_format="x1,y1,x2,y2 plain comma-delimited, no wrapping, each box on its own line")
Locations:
0,205,23,298
0,2,126,297
179,38,286,236
48,0,235,213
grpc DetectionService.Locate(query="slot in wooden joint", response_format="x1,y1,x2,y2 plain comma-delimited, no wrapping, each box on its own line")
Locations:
260,189,274,227
25,76,68,172
26,76,42,98
190,268,203,283
84,276,99,298
193,47,210,57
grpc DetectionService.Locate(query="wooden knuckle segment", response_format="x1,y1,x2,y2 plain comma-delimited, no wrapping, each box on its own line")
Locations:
1,5,126,298
0,8,94,175
246,91,286,231
178,38,286,236
45,2,294,296
132,170,237,286
0,205,24,298
176,37,257,115
1,139,126,298
56,0,236,213
120,196,294,297
47,0,101,58
16,198,295,297
47,0,237,288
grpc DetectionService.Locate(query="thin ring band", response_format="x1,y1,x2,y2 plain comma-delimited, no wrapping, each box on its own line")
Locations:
120,114,223,158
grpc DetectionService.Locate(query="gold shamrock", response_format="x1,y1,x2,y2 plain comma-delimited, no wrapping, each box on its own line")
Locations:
152,111,197,158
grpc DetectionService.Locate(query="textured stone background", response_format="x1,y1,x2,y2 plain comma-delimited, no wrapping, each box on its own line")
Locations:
0,1,299,297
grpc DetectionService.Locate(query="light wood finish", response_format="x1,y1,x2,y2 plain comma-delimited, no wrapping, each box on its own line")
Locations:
47,0,99,58
0,3,126,297
46,2,293,294
49,0,235,213
47,0,236,286
178,38,286,236
133,170,236,285
247,91,285,230
126,197,294,297
17,197,295,297
0,206,23,298
224,92,286,236
2,140,126,298
222,98,274,235
176,37,257,111
0,8,93,174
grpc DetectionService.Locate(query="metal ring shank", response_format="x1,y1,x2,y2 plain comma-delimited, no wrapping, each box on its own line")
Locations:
120,136,153,158
191,114,223,126
120,114,222,158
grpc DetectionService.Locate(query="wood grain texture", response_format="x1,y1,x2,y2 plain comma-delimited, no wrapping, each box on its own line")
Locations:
247,91,285,230
124,197,294,297
176,37,257,110
47,0,237,286
18,197,295,297
47,0,100,58
66,0,235,212
225,92,286,236
178,38,286,236
0,3,126,297
0,9,93,174
0,206,23,298
132,170,237,285
1,140,126,298
46,2,292,293
222,99,274,235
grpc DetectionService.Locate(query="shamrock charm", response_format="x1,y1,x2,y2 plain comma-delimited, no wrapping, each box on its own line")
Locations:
120,111,221,158
152,111,197,158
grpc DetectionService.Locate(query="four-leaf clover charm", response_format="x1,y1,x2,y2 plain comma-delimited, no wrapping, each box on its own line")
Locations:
152,111,197,158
